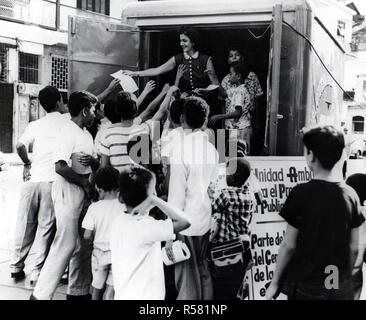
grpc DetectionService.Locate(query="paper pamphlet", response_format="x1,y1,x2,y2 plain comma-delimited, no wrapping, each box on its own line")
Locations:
110,70,138,93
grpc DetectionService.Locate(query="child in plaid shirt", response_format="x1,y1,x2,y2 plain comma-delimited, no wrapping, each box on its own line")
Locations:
209,157,255,299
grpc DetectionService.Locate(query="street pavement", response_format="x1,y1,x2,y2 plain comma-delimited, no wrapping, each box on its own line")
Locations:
0,155,366,300
0,154,66,300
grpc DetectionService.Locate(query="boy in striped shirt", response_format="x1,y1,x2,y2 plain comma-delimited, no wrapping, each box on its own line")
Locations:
99,86,176,171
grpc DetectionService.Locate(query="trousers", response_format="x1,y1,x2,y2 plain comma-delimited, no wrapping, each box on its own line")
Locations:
33,177,91,299
10,181,55,277
175,231,213,300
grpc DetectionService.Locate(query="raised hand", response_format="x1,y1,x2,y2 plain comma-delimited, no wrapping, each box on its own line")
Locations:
176,64,187,79
107,78,121,91
143,80,156,95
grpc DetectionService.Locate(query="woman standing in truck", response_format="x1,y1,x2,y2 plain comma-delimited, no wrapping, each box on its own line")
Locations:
123,27,222,110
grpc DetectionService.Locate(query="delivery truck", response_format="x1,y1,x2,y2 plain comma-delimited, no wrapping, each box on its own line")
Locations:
68,0,354,156
67,0,360,300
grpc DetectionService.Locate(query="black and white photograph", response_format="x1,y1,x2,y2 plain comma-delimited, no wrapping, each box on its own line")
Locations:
0,0,366,307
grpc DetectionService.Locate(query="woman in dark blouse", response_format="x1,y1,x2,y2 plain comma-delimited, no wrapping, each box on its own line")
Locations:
124,27,220,97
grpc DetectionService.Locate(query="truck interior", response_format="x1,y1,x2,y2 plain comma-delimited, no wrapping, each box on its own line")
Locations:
142,25,271,155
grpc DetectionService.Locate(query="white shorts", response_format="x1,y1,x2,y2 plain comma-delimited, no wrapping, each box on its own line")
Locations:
91,248,111,290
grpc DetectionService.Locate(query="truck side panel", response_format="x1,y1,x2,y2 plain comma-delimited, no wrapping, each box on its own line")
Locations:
68,16,139,96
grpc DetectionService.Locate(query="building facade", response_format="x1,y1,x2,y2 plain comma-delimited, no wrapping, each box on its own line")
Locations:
0,0,131,152
342,2,366,154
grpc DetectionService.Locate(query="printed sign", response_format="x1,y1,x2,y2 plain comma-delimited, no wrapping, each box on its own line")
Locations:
246,157,313,300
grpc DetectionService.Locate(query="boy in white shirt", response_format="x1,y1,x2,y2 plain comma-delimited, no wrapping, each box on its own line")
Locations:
168,97,219,300
82,167,124,300
110,165,191,300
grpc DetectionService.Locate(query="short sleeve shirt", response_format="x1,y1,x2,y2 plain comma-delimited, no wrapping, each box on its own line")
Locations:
211,185,254,243
99,119,153,171
18,112,68,182
82,199,126,251
110,214,175,300
53,120,96,175
225,84,251,129
279,180,365,288
222,71,263,111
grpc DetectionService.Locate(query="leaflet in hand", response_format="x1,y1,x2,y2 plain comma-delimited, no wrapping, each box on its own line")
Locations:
110,70,138,93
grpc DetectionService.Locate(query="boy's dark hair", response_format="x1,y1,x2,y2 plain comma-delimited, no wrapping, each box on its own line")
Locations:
179,26,201,50
169,98,185,125
346,173,366,204
302,125,345,170
183,97,209,129
95,167,119,192
115,91,137,121
226,157,251,188
230,62,249,82
38,86,61,112
118,165,155,208
104,99,120,123
68,91,97,117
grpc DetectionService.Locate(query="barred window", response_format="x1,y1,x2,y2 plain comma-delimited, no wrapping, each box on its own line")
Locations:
19,52,39,84
353,116,364,134
77,0,110,15
51,55,68,92
0,47,8,82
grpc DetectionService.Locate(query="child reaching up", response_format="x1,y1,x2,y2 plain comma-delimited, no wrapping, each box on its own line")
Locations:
82,167,125,300
110,165,191,300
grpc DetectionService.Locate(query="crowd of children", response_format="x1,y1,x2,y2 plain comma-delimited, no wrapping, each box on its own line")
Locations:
8,28,366,301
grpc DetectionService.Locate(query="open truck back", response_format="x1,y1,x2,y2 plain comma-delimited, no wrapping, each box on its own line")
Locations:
67,1,356,299
68,0,354,156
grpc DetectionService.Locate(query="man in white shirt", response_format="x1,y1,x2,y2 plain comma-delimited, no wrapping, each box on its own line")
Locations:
10,86,68,283
31,91,99,300
168,97,219,300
